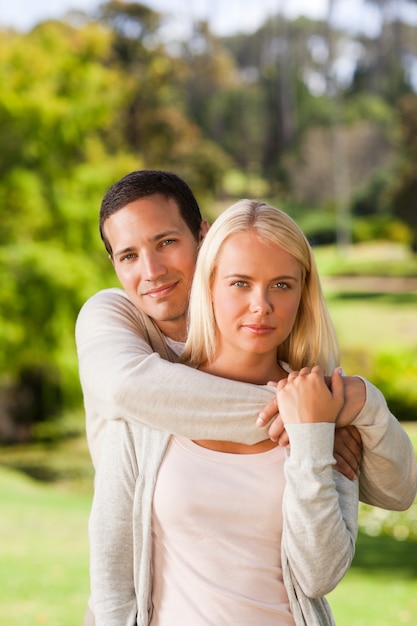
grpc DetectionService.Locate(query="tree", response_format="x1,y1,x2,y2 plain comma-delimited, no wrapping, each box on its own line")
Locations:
389,93,417,249
0,13,231,440
0,21,136,440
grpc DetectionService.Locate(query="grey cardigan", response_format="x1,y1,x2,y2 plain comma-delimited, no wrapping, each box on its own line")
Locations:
77,288,417,624
89,418,358,626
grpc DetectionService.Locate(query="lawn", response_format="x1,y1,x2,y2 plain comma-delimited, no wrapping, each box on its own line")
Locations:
329,532,417,625
0,465,91,626
0,425,416,625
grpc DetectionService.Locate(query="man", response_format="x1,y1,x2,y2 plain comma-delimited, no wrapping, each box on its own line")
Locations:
76,170,417,624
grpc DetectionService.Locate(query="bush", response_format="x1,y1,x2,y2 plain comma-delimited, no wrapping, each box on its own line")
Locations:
342,348,417,422
352,215,411,245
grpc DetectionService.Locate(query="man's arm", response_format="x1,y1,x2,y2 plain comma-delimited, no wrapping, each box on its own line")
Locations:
351,377,417,510
76,289,417,511
76,289,274,465
259,374,417,511
89,420,139,626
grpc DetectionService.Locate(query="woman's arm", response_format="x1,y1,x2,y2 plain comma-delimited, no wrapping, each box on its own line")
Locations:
282,423,358,597
278,369,358,596
351,377,417,510
267,371,417,511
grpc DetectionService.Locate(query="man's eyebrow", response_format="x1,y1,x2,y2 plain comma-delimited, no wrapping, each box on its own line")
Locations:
149,229,182,242
114,230,182,258
114,246,136,259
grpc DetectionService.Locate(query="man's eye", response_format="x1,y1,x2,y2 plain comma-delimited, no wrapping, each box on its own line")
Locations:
160,239,176,247
121,253,136,262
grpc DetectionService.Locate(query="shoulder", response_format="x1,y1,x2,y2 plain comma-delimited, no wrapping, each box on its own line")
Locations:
76,288,151,337
78,288,135,317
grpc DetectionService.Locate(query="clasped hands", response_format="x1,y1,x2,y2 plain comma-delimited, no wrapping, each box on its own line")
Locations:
256,366,365,481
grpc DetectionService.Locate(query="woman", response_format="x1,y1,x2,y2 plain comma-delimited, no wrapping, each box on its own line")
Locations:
89,200,358,625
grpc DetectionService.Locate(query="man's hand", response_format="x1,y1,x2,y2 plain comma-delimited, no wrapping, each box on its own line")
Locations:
334,426,362,480
336,376,366,427
256,384,289,444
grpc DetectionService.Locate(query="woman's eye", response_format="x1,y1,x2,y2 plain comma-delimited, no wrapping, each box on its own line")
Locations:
232,280,248,287
275,282,289,289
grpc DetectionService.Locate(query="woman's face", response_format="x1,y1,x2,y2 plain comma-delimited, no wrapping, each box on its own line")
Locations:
211,230,303,365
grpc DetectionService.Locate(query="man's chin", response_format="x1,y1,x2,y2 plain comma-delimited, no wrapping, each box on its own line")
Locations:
138,303,186,325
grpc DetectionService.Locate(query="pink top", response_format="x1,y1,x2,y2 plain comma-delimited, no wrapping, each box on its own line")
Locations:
151,436,296,625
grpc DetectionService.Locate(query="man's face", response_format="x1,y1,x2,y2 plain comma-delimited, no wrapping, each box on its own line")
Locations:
103,193,207,341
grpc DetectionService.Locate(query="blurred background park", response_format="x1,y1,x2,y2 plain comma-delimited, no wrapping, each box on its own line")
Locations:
0,0,416,624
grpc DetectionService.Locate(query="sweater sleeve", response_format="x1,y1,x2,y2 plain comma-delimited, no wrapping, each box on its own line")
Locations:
89,420,138,626
282,423,358,599
76,289,274,466
352,377,417,510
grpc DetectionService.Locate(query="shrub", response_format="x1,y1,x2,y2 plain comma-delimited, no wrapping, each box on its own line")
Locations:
342,348,417,422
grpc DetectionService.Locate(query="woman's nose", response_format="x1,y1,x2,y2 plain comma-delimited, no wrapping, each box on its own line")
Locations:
249,289,272,314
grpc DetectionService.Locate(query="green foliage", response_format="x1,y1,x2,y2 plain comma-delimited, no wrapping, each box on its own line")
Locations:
352,215,412,245
1,3,417,439
0,13,229,441
343,93,396,127
389,94,417,250
297,208,338,245
372,352,417,422
342,349,417,422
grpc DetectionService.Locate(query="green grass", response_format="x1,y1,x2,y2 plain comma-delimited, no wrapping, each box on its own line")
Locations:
0,465,92,626
328,533,417,625
314,241,417,278
314,241,417,352
1,425,416,625
325,292,417,352
329,423,417,624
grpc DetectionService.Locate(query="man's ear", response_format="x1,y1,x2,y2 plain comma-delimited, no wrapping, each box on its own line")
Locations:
199,219,210,243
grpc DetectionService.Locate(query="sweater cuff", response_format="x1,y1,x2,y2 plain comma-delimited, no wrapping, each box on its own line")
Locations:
285,422,335,463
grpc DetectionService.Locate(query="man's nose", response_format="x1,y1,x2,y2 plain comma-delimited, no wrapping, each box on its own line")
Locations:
140,250,167,281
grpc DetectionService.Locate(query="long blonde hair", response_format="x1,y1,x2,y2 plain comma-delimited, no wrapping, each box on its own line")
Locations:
182,199,340,375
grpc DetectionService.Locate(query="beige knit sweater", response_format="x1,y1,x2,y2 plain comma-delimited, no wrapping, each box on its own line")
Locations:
76,288,417,510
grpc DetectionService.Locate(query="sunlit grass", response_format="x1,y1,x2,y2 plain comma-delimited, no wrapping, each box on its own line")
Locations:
0,466,92,626
0,423,416,625
329,532,417,625
314,241,417,277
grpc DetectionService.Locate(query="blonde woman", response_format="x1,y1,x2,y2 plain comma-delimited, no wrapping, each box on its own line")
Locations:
90,200,363,624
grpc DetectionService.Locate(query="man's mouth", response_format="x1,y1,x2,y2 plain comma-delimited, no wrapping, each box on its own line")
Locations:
143,282,178,299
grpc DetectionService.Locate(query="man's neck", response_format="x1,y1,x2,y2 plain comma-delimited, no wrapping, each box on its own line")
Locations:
156,320,187,343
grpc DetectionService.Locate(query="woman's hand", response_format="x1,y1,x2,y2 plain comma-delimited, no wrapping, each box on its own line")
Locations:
276,366,344,425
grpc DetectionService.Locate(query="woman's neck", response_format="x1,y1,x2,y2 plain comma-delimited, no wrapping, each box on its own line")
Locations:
199,353,287,385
